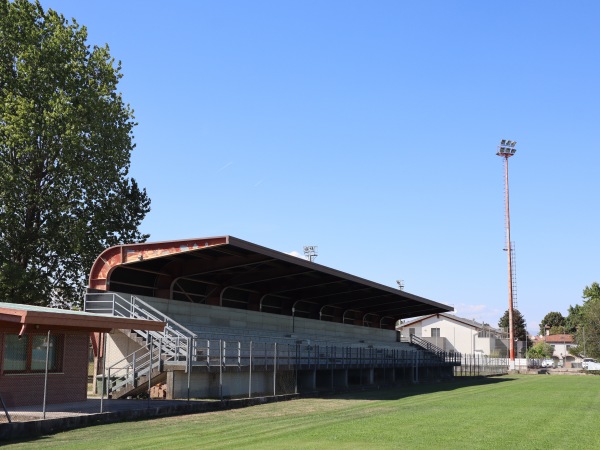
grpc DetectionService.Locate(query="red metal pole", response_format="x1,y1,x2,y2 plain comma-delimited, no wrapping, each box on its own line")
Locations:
504,156,515,362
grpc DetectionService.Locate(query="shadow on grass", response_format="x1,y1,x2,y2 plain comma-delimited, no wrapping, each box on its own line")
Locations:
2,378,519,445
321,376,518,401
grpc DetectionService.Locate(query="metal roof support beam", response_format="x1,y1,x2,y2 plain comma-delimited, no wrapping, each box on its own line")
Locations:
275,280,345,295
231,270,316,288
327,293,397,306
258,293,290,312
319,304,338,320
300,286,372,303
172,280,195,303
319,304,344,321
169,277,218,300
176,258,278,279
363,312,379,327
220,286,232,307
292,299,320,318
342,309,364,325
169,276,220,300
379,316,395,329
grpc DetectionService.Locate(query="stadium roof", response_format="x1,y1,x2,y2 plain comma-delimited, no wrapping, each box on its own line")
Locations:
89,236,452,328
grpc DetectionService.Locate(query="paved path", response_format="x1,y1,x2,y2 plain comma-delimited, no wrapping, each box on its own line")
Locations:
3,397,209,422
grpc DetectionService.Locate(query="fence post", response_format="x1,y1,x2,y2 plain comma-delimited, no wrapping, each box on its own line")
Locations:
273,342,277,397
249,341,253,398
148,336,153,408
42,330,51,419
219,340,223,400
101,332,107,413
207,339,210,368
159,338,163,367
295,342,299,394
187,338,192,402
0,393,11,423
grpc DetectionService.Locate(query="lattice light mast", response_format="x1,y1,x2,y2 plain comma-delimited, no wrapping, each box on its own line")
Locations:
497,139,517,362
303,246,318,262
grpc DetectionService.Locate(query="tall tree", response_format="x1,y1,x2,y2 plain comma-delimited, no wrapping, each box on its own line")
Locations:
583,282,600,303
498,308,529,343
527,341,553,359
538,311,565,336
0,0,150,307
572,282,600,358
565,304,584,335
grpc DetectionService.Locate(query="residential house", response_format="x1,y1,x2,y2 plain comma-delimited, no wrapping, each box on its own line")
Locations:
537,334,580,368
397,313,509,356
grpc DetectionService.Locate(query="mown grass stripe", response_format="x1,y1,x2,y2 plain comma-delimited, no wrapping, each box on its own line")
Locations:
4,375,600,449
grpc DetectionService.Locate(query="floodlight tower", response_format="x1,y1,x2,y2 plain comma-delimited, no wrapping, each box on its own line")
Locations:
496,139,517,363
303,246,318,262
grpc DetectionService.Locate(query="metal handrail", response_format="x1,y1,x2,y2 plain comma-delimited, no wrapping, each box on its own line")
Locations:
409,334,461,364
107,347,152,394
86,293,194,360
86,292,197,338
86,292,196,397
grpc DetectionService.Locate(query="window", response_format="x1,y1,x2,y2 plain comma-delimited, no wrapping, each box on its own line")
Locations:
2,334,64,374
408,328,416,336
431,328,441,337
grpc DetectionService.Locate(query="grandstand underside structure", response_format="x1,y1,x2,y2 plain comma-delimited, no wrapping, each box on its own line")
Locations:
85,236,459,399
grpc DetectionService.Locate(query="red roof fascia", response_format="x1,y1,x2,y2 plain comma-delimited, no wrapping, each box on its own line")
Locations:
88,236,229,290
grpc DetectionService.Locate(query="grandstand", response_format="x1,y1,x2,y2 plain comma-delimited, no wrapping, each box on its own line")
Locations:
85,236,459,399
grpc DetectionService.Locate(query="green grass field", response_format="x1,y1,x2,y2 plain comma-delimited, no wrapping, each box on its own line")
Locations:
6,375,600,449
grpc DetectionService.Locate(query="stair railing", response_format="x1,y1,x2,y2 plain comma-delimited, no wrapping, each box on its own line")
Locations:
409,334,460,364
85,292,196,397
86,292,196,361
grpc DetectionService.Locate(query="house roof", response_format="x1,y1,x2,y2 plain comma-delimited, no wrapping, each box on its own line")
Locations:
0,302,165,333
87,235,453,323
543,334,574,344
398,312,503,333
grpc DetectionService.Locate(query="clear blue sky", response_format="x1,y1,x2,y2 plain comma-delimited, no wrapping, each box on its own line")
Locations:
40,1,600,334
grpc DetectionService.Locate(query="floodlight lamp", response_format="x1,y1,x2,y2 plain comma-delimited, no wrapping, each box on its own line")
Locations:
501,139,507,145
511,149,516,154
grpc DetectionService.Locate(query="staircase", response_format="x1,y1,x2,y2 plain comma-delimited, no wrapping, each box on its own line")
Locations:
86,292,196,399
408,334,461,366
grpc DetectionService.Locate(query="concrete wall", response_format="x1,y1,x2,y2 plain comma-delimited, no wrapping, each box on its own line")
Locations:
168,369,286,399
135,294,398,344
105,330,145,366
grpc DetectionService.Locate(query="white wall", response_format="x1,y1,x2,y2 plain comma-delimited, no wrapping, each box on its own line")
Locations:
399,316,504,355
400,316,476,354
105,330,144,364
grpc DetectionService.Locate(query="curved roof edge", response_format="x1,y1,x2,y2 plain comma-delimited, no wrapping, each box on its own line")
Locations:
88,235,453,316
88,236,230,290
